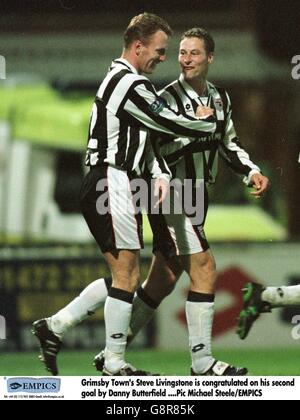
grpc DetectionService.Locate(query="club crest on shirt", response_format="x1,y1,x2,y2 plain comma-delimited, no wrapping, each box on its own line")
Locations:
213,98,223,111
149,98,165,115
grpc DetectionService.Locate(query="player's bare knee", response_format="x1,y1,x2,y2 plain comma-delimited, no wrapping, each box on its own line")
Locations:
112,270,140,293
198,252,216,274
144,252,182,300
143,271,177,303
164,257,182,290
187,252,217,291
204,256,217,276
199,258,217,286
188,252,213,272
161,276,177,297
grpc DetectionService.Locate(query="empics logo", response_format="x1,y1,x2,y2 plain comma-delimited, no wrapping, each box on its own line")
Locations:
7,378,61,394
8,382,22,390
291,55,300,80
0,55,6,79
0,315,6,340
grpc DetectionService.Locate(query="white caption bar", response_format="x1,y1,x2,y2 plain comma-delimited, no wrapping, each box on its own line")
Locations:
1,376,299,401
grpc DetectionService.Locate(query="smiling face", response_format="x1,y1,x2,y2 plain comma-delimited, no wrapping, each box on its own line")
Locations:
136,30,169,74
179,36,213,82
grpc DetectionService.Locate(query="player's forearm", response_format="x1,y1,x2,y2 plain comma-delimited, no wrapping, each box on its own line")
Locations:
146,155,172,181
219,141,261,179
143,136,172,180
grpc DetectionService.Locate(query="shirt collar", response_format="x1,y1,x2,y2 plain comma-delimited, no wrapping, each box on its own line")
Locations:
113,58,138,74
179,73,210,99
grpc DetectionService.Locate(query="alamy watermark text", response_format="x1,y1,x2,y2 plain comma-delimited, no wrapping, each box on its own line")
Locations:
0,55,6,79
291,315,300,340
291,55,300,80
95,178,205,225
0,315,6,339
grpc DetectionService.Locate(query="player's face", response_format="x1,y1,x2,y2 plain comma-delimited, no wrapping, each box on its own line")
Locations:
179,37,213,81
137,30,168,74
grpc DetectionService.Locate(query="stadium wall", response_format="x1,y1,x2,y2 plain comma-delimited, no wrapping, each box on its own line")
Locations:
0,31,287,83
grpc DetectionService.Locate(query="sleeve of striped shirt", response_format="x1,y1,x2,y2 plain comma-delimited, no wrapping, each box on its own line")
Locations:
158,89,178,111
158,88,208,149
121,79,216,138
219,92,261,185
144,136,172,181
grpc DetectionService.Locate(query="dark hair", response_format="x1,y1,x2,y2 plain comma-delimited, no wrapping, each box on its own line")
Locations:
181,28,215,54
124,12,173,49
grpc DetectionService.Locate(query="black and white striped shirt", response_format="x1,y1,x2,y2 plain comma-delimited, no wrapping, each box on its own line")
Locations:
85,59,216,177
156,74,261,184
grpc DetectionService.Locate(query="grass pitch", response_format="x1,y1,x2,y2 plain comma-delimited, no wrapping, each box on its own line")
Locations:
1,348,299,376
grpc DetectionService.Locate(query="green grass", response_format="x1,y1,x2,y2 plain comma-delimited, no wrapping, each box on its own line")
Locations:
1,348,299,376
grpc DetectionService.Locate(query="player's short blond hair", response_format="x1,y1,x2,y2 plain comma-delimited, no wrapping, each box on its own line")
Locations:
124,12,173,49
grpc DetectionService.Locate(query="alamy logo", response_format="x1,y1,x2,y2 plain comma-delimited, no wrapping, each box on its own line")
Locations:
291,55,300,80
0,315,6,339
7,378,61,394
0,55,6,79
291,315,300,340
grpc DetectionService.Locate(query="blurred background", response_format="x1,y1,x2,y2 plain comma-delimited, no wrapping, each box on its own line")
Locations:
0,0,300,375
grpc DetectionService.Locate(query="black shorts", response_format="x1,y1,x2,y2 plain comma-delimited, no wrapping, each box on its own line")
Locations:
80,165,144,254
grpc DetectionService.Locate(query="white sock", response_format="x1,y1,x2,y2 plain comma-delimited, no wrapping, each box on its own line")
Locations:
104,291,133,373
128,288,157,343
186,300,215,374
262,285,300,308
48,278,110,339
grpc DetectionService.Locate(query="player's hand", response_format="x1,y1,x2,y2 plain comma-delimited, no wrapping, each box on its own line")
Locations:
154,177,169,208
196,105,214,119
249,173,270,199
